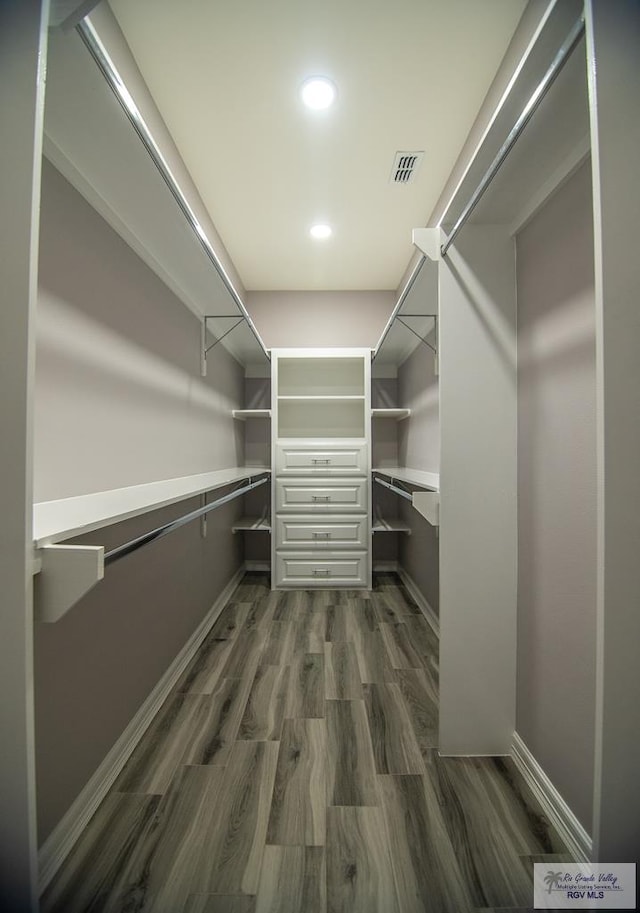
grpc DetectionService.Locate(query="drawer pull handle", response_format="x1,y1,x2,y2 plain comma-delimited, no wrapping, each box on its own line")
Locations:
312,568,331,576
312,496,331,502
312,458,331,464
313,532,331,539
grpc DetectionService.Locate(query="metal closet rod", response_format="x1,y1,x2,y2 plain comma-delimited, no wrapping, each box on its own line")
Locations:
104,474,269,567
441,14,585,257
76,18,269,364
374,475,413,502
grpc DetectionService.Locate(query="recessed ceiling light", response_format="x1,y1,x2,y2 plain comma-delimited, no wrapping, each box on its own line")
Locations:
301,77,336,110
310,223,332,240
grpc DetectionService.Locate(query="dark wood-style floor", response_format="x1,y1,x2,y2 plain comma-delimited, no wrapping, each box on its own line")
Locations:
42,573,570,913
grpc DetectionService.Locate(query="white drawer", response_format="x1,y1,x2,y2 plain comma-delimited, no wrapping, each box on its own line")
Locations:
276,551,368,587
276,514,368,549
275,442,367,476
275,478,368,513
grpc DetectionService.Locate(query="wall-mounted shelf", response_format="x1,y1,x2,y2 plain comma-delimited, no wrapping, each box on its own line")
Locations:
232,516,271,533
33,467,271,548
372,518,411,534
278,396,365,402
371,408,411,421
33,468,271,623
232,409,272,420
372,467,439,492
373,467,440,528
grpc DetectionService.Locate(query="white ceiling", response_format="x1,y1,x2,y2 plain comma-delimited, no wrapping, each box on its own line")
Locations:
107,0,527,292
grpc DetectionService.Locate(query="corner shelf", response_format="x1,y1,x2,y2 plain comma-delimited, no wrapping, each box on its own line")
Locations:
232,409,271,420
371,408,411,421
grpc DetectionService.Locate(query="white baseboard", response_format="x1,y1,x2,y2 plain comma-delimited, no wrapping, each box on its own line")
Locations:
396,565,440,637
38,564,245,893
511,732,592,863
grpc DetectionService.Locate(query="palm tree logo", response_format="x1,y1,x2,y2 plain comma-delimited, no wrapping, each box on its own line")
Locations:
544,871,563,894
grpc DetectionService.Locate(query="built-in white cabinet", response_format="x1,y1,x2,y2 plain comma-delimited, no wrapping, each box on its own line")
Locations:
271,348,371,588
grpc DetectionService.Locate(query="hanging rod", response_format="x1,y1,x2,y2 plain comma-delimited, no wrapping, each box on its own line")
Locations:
374,475,413,502
441,14,585,258
104,474,268,567
76,18,269,364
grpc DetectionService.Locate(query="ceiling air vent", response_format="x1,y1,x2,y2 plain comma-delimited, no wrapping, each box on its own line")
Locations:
390,151,424,184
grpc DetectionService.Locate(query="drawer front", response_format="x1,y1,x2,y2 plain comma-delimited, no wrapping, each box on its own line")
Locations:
276,515,368,549
276,551,368,587
275,443,367,476
275,478,367,513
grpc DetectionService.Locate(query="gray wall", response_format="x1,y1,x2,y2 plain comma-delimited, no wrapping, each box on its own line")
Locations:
398,338,439,474
34,161,245,842
398,342,440,615
245,290,395,349
35,161,244,500
516,161,596,832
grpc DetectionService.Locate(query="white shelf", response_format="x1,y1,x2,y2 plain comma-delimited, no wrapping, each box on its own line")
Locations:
372,467,440,491
278,395,365,402
371,408,411,421
232,409,272,420
372,518,411,534
33,467,271,547
232,516,271,533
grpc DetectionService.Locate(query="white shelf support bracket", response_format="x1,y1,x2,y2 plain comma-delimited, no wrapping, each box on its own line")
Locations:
394,313,439,376
201,314,245,377
200,493,207,538
201,318,207,377
412,227,442,261
412,491,440,527
34,544,105,623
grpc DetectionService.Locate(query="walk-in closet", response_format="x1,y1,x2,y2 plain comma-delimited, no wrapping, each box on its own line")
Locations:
1,1,638,911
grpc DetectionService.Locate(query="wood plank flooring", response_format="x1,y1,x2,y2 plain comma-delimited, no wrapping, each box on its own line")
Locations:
42,573,568,913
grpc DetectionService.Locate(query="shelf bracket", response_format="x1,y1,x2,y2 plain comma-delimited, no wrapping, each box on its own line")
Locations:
34,544,105,623
412,491,440,527
200,493,207,538
201,315,245,376
395,314,439,375
412,227,442,261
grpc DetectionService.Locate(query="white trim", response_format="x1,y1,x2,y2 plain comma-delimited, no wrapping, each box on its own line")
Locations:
509,135,591,236
511,732,592,863
38,565,245,893
396,565,440,637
